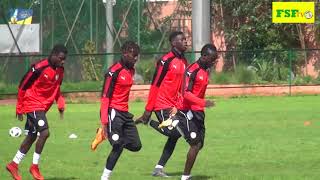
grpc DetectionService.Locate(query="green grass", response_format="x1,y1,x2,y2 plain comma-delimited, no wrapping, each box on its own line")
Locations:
1,96,320,180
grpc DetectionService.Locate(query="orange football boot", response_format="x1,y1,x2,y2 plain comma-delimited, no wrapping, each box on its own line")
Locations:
91,127,107,151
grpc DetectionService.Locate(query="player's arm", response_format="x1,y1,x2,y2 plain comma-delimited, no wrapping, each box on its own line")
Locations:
136,60,164,123
183,69,210,108
184,91,205,107
16,66,41,120
145,60,162,112
55,86,65,119
16,89,25,121
100,71,117,126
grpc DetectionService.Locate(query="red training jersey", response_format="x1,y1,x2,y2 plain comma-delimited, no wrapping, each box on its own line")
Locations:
16,59,65,114
181,61,209,111
145,48,188,111
100,62,134,125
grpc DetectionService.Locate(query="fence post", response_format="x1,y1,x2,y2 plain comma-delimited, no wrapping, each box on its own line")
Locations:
25,57,29,72
288,49,293,96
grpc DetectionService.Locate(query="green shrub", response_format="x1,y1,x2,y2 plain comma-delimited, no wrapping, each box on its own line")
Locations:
211,72,232,84
234,65,256,84
61,81,102,92
135,59,156,84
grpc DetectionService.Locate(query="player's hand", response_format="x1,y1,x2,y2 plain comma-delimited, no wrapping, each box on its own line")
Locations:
16,113,23,121
59,108,64,120
101,124,107,139
205,100,215,108
169,107,177,117
135,110,152,124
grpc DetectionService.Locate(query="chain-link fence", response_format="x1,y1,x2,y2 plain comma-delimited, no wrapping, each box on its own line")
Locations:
1,0,320,95
0,49,320,95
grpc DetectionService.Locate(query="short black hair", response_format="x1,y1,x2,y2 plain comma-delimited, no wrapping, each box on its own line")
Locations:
201,44,217,56
169,31,184,43
51,44,68,55
121,41,140,53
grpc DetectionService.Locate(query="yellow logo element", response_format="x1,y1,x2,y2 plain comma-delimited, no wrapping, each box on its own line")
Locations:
272,2,314,23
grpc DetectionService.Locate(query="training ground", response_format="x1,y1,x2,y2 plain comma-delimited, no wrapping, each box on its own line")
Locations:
1,95,320,179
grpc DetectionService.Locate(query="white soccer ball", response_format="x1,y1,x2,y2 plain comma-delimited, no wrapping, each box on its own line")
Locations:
9,127,22,137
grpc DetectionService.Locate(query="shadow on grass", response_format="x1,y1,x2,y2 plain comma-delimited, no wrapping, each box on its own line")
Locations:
46,177,79,180
160,172,212,179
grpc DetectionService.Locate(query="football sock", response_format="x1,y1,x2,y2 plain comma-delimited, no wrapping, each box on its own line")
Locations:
101,168,112,179
13,150,26,164
155,165,164,169
181,175,191,180
32,152,41,164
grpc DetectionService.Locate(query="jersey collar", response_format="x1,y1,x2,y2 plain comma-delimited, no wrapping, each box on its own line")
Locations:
119,58,134,70
171,47,185,59
47,58,56,69
197,60,208,70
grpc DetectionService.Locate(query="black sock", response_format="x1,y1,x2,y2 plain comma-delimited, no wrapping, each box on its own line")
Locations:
158,137,178,166
106,145,124,170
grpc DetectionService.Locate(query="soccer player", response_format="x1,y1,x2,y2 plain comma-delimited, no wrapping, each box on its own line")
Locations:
135,31,188,177
6,44,68,180
167,44,218,180
99,41,142,180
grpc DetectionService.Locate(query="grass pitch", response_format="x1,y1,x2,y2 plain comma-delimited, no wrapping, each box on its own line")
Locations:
1,95,320,180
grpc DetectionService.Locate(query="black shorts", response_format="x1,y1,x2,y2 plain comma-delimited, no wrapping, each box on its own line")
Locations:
105,108,141,149
25,111,48,135
155,108,181,139
154,108,172,123
174,110,205,149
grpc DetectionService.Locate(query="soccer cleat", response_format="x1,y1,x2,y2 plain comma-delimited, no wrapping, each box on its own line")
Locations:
91,128,106,151
29,164,44,180
152,168,169,177
158,118,173,128
6,161,22,180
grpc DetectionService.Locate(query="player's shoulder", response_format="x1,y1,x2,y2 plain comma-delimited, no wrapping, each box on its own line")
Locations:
186,62,200,72
33,59,50,69
161,51,175,61
109,62,123,72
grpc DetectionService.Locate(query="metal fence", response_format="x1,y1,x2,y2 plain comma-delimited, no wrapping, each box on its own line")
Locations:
0,49,319,95
1,0,194,54
1,1,320,94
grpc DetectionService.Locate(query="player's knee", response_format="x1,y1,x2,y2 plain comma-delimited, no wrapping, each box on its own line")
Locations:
132,144,142,152
111,143,123,152
29,134,38,142
127,142,142,152
188,139,203,150
39,129,50,139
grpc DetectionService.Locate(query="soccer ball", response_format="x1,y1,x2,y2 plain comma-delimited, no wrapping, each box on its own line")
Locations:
9,127,22,137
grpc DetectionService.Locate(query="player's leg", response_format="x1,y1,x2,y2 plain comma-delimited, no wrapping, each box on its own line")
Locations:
6,115,38,180
102,144,124,180
122,112,142,152
180,111,205,180
29,111,49,180
101,109,125,180
182,143,201,180
158,138,178,167
150,109,181,137
152,109,181,177
149,110,164,134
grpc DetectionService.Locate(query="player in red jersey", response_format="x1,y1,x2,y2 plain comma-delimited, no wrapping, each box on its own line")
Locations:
99,41,142,180
6,44,67,180
135,31,188,177
161,44,218,180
